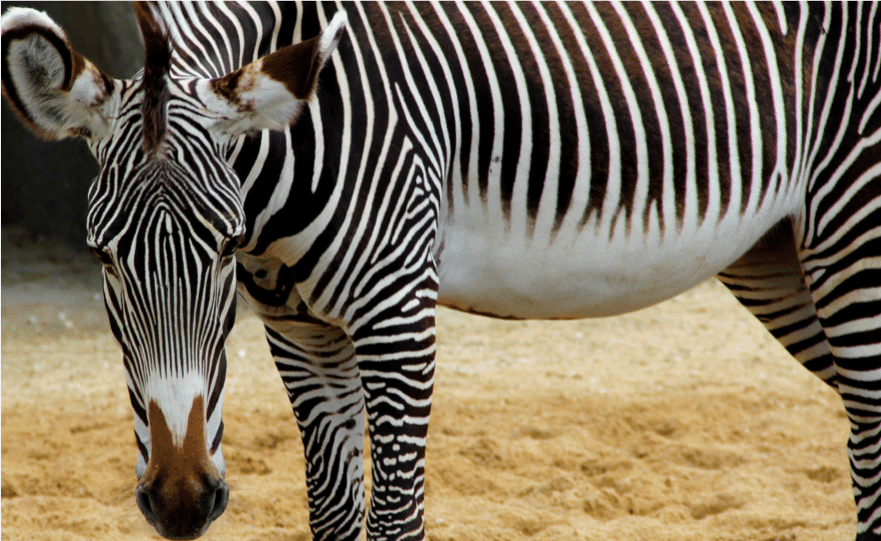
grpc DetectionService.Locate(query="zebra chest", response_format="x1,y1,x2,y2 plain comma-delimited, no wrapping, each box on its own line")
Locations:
235,254,326,333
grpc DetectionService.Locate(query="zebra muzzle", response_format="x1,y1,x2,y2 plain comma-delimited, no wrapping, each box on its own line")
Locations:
137,396,228,539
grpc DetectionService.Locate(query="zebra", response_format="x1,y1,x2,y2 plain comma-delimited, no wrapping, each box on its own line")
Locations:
1,1,879,539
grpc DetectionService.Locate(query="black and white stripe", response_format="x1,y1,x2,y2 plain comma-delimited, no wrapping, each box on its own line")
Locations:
7,1,875,540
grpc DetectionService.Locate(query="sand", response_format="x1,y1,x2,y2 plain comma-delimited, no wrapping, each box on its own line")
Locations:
1,227,855,540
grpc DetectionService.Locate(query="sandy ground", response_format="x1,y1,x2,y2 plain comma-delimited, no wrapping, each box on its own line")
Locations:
1,227,856,540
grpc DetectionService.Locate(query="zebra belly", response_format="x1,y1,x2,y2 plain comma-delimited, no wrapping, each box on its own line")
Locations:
435,211,788,320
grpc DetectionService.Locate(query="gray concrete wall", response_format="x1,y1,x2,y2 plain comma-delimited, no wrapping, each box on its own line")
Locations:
2,2,141,245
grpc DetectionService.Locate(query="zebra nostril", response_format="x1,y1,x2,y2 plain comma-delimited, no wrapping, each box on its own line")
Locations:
135,485,158,524
208,481,229,522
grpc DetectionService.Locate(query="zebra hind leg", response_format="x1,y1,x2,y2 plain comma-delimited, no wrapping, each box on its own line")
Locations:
717,220,838,387
800,212,881,540
717,220,869,530
264,324,367,541
720,216,881,539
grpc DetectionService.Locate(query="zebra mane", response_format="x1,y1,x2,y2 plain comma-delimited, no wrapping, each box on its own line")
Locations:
134,1,170,154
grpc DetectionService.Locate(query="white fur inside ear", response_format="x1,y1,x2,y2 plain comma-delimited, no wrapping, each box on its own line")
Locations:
8,36,112,138
197,72,305,139
7,31,67,90
5,37,70,137
2,8,70,98
2,7,114,139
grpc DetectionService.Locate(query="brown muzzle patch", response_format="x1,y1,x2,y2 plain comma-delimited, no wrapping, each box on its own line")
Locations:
137,395,228,540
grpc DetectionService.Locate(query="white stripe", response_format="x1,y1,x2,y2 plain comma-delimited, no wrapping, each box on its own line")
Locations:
615,2,674,241
789,6,810,204
592,2,648,240
352,139,415,300
213,2,246,68
671,3,720,229
457,3,506,231
805,8,850,242
533,2,591,245
817,134,881,237
195,2,232,73
432,4,476,221
483,1,533,243
644,3,697,236
747,2,789,211
241,1,269,62
723,3,759,217
509,2,560,246
772,1,788,35
162,4,214,77
322,3,402,318
396,7,449,181
571,3,621,238
249,131,295,247
871,1,881,85
697,3,741,224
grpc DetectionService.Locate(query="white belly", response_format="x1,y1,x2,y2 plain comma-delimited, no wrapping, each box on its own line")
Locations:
435,207,790,320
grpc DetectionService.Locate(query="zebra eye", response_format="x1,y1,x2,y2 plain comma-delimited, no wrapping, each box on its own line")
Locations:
219,234,245,257
89,246,114,268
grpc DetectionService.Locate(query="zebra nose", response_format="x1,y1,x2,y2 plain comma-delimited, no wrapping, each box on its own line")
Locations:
136,477,228,540
139,396,227,539
208,482,229,521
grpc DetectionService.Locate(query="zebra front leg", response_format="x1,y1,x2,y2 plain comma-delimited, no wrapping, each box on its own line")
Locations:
350,289,437,540
238,256,369,539
264,324,367,541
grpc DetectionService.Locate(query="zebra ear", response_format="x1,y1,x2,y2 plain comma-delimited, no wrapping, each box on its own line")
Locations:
1,7,115,140
201,11,347,138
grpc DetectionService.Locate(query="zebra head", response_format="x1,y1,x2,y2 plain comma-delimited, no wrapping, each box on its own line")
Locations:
1,4,346,539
